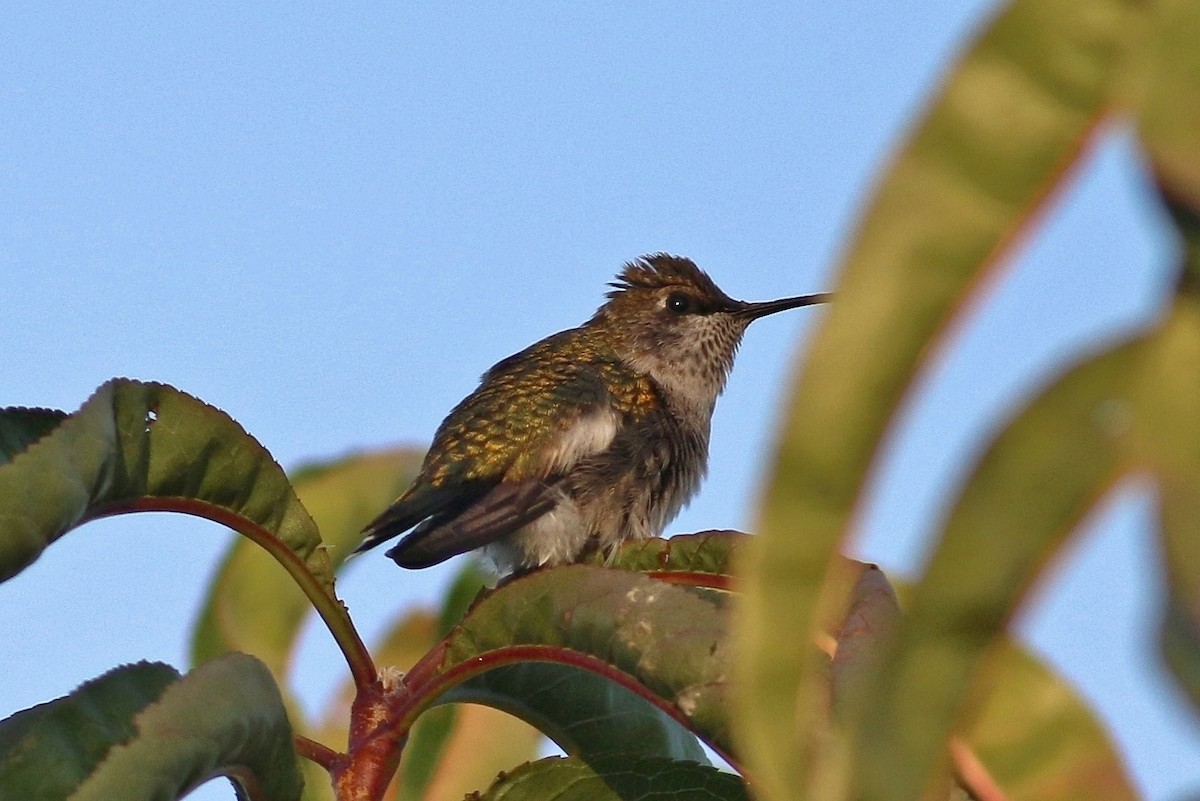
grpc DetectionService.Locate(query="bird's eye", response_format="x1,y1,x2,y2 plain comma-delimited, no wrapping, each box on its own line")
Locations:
666,293,692,314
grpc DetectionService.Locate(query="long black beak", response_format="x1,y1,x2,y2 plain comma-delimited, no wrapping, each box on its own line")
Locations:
734,292,832,321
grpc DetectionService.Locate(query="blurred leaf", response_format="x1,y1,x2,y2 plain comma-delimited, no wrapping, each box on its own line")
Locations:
1134,0,1200,714
0,379,327,590
961,640,1138,801
472,755,748,801
435,560,491,637
70,653,303,801
827,561,902,712
0,407,67,466
289,449,425,568
191,447,421,676
0,661,179,800
1136,0,1200,218
737,0,1140,797
410,565,727,764
1161,590,1200,715
413,704,542,801
845,338,1141,801
1130,296,1200,712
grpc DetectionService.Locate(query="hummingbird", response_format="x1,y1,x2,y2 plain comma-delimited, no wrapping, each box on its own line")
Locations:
355,254,828,573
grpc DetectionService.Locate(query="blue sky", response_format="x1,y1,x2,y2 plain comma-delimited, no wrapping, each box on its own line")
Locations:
3,4,1198,799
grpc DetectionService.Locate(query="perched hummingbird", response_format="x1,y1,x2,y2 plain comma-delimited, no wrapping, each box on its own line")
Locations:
356,254,828,573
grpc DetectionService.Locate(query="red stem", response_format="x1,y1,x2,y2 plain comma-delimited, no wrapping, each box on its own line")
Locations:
645,570,735,591
949,737,1009,801
294,735,342,771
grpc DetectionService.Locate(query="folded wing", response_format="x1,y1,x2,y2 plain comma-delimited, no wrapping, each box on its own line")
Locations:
355,348,629,567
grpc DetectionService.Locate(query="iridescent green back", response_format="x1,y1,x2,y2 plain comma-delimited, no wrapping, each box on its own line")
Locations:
415,327,661,491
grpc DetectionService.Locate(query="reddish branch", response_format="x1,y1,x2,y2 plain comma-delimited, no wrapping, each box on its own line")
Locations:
88,497,378,689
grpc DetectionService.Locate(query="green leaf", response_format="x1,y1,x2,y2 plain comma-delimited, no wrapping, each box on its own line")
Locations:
411,565,727,764
0,407,67,466
0,655,302,801
69,653,303,801
844,338,1141,801
444,663,709,766
736,0,1140,797
0,661,179,800
961,640,1139,801
191,447,421,676
0,379,373,699
0,379,327,590
473,755,748,801
593,531,745,588
1128,297,1200,712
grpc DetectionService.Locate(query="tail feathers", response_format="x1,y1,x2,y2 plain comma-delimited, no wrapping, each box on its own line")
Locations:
355,521,410,555
355,485,460,555
386,479,558,569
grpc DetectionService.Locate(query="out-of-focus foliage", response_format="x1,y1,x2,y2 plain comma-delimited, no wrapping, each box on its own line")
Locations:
737,1,1200,800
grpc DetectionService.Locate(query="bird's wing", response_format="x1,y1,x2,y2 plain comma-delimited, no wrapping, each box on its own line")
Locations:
356,352,641,560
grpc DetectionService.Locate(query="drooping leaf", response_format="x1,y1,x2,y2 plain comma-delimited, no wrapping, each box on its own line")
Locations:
843,338,1141,801
0,380,327,592
0,661,179,800
737,0,1140,797
472,755,748,801
405,565,728,765
0,407,67,466
69,653,303,801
